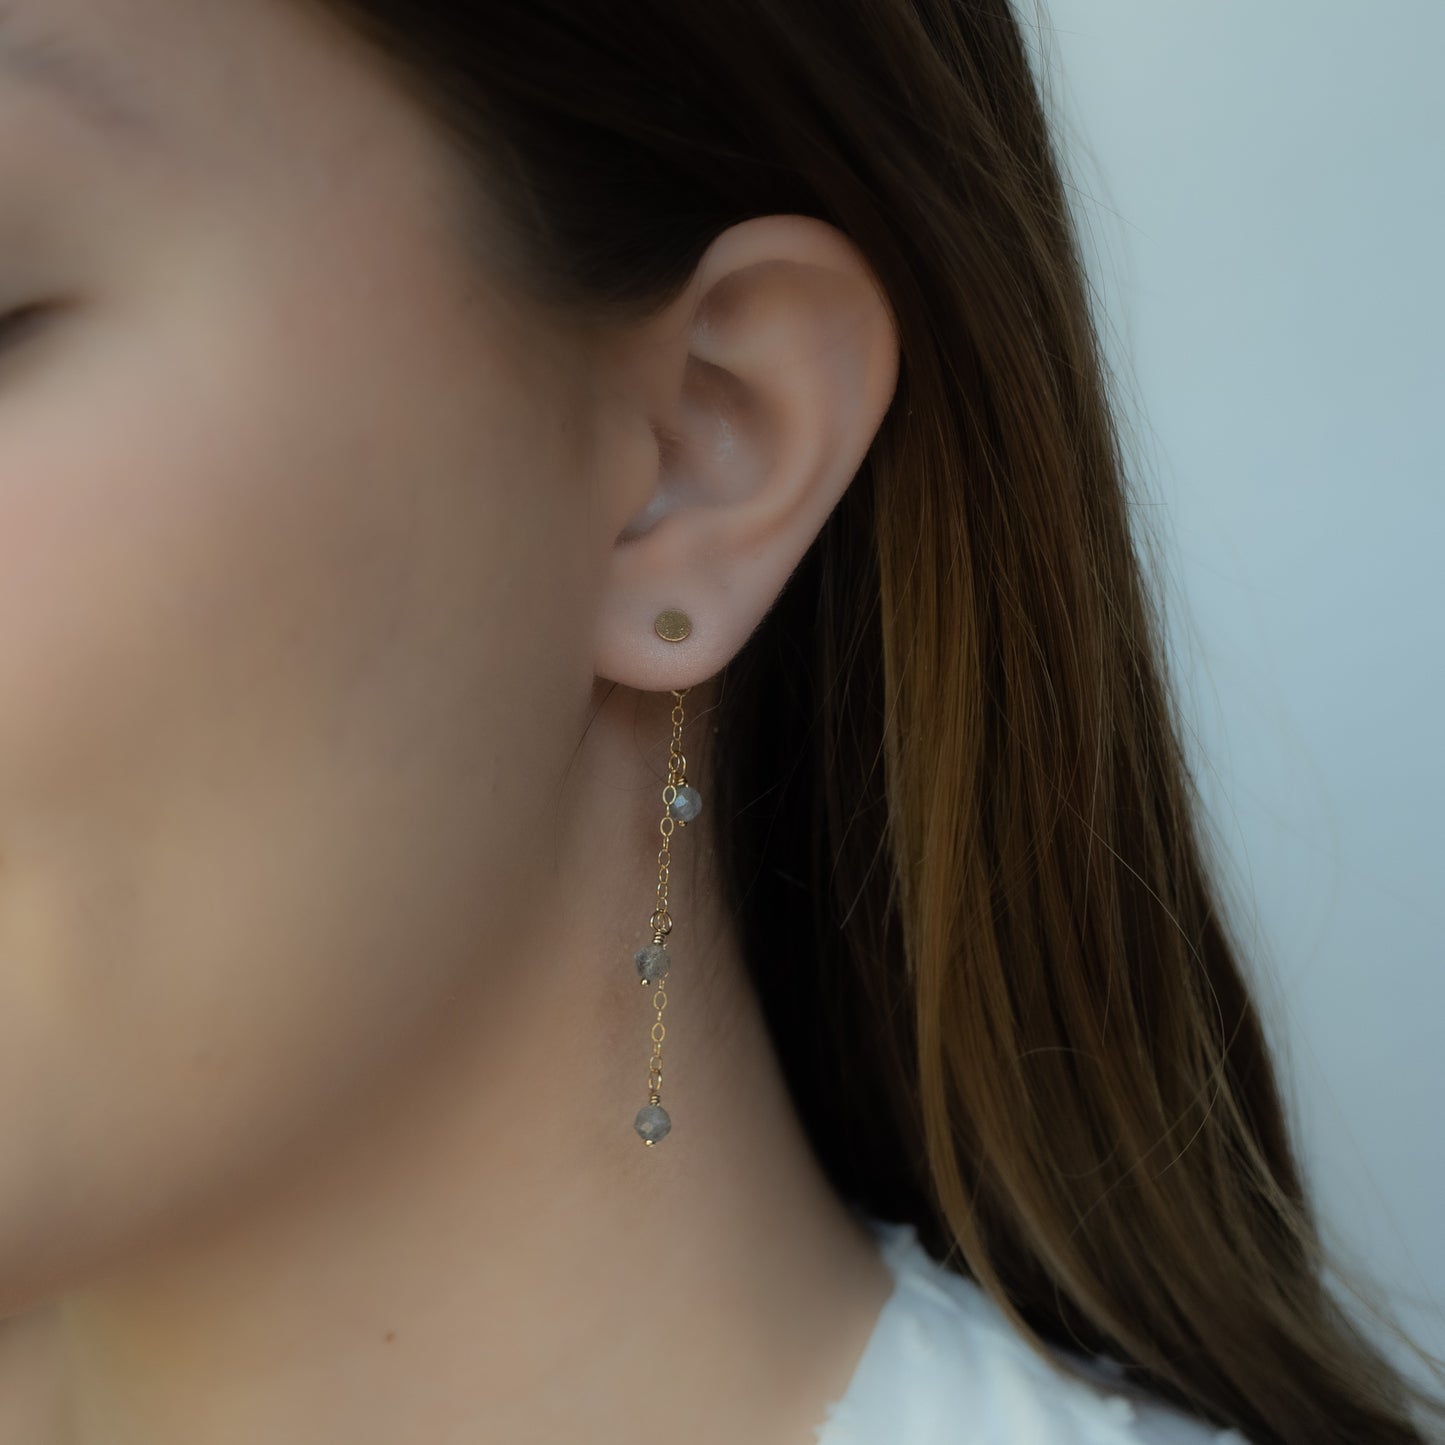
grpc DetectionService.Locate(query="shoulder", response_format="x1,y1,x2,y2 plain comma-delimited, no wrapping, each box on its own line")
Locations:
816,1219,1252,1445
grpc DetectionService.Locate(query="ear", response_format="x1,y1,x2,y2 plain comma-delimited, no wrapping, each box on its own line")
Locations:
589,213,900,691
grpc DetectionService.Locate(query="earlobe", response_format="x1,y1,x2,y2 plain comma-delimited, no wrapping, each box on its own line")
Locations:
592,214,900,693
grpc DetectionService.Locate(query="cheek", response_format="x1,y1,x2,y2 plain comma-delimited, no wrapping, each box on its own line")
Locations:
0,272,592,1301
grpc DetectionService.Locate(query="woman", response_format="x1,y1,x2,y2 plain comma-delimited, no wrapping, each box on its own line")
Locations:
0,0,1437,1441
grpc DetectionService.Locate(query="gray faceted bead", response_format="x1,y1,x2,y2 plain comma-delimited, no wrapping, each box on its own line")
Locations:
667,784,702,824
634,942,671,982
634,1103,672,1144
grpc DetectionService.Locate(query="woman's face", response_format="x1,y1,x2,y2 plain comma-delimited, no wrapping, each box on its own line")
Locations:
0,0,621,1306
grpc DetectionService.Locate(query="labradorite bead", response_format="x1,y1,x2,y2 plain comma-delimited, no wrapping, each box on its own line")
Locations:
634,1103,672,1143
668,784,702,824
634,942,670,981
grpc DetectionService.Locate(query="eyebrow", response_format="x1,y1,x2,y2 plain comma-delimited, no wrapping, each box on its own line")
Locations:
0,9,159,145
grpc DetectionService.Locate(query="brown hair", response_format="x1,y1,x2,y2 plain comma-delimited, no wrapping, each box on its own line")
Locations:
307,1,1443,1439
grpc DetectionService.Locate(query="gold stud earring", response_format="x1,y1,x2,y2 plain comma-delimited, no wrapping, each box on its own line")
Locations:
653,608,692,643
633,612,702,1145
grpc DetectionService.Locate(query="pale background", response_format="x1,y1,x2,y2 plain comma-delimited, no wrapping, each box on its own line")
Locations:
1025,0,1443,1380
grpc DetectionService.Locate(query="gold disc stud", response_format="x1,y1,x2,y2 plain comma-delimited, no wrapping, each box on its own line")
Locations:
654,609,692,643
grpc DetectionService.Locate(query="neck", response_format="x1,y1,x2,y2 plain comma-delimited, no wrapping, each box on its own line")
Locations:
8,692,894,1445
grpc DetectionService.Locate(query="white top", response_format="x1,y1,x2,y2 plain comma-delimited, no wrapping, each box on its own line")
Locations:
812,1217,1252,1445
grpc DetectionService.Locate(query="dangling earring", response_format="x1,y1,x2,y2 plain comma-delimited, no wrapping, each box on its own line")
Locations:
632,609,703,1146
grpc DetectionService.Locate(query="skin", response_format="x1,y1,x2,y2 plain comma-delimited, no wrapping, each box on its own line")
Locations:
0,0,901,1433
0,0,902,1441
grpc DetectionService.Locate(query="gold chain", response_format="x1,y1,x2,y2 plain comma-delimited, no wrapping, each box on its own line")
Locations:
644,688,689,1105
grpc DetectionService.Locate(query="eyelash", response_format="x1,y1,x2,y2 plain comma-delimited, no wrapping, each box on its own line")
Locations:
0,303,52,349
